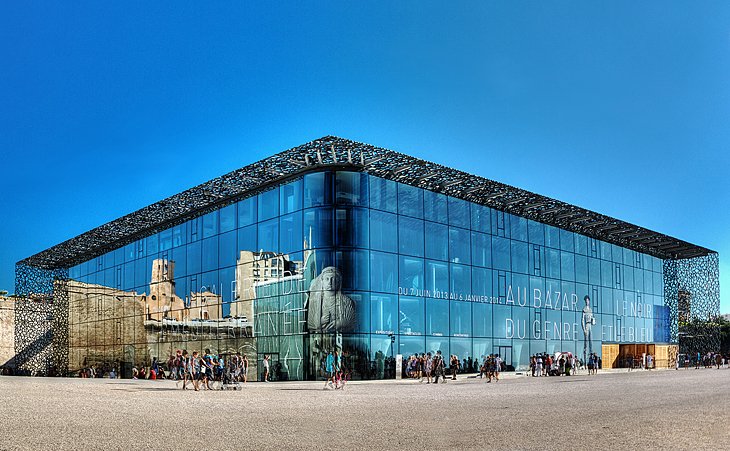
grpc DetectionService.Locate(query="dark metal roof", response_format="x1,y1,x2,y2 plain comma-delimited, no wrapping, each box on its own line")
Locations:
19,136,715,269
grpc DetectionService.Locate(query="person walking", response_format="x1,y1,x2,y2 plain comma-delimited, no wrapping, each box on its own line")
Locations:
433,351,446,384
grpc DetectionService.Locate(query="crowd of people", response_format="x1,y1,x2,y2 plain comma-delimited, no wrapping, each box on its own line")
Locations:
402,352,505,383
677,352,730,369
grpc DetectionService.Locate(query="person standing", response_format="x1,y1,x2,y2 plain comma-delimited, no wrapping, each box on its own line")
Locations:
424,352,433,384
263,355,270,382
535,355,542,377
242,354,249,383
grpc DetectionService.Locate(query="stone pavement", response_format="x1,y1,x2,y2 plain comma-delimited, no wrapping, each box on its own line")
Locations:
0,367,729,450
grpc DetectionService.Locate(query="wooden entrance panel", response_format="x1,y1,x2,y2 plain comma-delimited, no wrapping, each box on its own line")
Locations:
602,344,619,369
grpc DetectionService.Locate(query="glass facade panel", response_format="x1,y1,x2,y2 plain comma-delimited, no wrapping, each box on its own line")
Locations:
398,183,424,219
398,216,424,257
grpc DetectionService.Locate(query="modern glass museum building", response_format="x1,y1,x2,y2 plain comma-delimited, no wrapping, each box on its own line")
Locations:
13,137,720,379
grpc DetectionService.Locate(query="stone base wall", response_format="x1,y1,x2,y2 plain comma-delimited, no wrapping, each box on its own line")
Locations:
0,299,14,370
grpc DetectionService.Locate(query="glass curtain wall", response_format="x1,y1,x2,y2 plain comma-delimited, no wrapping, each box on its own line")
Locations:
65,170,668,379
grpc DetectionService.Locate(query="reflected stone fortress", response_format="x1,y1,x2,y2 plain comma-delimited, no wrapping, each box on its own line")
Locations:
9,137,720,378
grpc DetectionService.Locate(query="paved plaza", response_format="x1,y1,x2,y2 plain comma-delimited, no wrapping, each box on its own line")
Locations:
1,368,728,450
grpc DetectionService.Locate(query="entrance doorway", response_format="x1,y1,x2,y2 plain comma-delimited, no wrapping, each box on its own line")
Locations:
617,344,655,369
497,346,513,371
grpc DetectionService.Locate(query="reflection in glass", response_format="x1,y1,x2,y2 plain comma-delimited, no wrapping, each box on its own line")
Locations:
370,251,398,294
398,183,423,219
369,175,397,212
304,172,333,208
303,208,333,249
398,216,424,257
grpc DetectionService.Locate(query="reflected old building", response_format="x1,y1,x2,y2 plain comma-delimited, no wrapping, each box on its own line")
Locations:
11,137,720,378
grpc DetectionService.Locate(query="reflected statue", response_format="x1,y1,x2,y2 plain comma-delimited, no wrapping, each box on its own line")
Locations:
582,295,595,359
306,267,356,333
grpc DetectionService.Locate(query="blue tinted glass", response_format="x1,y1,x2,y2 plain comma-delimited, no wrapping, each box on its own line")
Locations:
370,210,397,253
201,270,219,298
335,171,367,206
492,236,510,271
399,295,425,335
280,212,303,255
601,259,613,287
449,227,471,264
219,204,236,233
218,230,237,268
172,246,187,277
471,267,492,298
172,223,186,248
575,254,588,284
426,298,449,336
448,197,469,228
612,244,623,264
147,234,159,256
186,241,201,275
425,260,449,294
600,241,612,261
492,304,511,339
370,251,398,294
425,221,448,261
510,215,528,241
528,220,544,245
123,261,135,290
511,240,528,274
134,258,148,288
471,205,491,233
202,211,219,238
303,208,332,249
202,236,219,272
398,216,424,257
304,172,333,208
450,301,471,336
258,188,280,221
546,248,560,279
574,234,588,255
560,251,575,281
588,257,601,285
258,218,279,253
238,196,257,226
450,263,471,295
492,210,508,237
399,256,424,291
471,232,491,268
397,183,423,218
400,335,426,356
280,179,303,214
545,225,560,249
219,266,235,304
370,294,398,334
472,303,492,338
424,190,448,223
368,175,397,212
237,224,257,252
335,208,368,248
337,250,369,291
559,229,574,252
159,229,173,252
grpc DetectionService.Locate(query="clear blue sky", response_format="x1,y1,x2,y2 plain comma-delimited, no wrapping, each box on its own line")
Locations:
1,2,728,311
